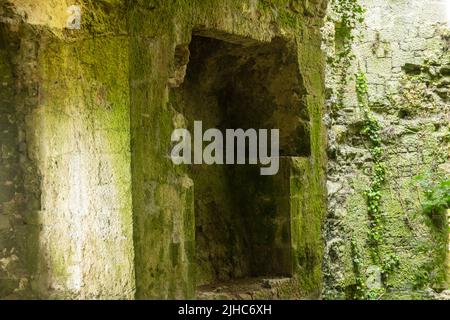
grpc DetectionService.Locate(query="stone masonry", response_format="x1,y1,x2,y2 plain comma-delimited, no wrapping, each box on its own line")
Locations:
0,0,448,300
323,0,449,299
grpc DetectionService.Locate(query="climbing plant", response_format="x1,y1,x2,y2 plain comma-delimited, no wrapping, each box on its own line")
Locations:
356,71,385,254
331,0,365,108
419,178,450,215
415,175,450,228
356,69,401,298
330,0,447,301
330,0,402,299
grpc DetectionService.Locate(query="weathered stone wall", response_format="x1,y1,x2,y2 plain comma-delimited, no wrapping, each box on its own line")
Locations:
1,1,135,299
1,0,328,299
0,21,29,298
128,0,327,299
0,10,44,297
27,36,135,299
323,0,449,299
2,0,448,301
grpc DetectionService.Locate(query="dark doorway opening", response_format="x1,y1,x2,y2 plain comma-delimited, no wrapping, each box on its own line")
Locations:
169,33,310,291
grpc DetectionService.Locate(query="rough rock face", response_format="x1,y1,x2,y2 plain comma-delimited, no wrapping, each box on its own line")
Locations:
0,0,448,300
1,2,135,299
323,0,449,299
0,1,327,299
128,0,327,300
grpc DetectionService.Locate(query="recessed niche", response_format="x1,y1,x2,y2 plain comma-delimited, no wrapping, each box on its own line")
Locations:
169,33,310,288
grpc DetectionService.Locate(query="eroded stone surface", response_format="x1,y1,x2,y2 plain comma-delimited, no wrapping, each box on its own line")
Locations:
323,0,449,299
0,0,327,299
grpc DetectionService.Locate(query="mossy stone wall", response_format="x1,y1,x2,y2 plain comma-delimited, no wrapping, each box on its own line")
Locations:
323,0,449,299
128,0,327,299
0,0,327,299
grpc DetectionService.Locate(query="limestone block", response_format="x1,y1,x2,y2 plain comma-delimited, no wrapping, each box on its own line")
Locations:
366,57,392,78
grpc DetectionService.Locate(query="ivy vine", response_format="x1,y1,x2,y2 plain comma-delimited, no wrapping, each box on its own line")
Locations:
356,70,400,299
356,71,385,253
332,0,401,300
331,0,365,108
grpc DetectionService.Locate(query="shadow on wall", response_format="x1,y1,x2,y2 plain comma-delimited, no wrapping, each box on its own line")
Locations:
0,22,41,298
